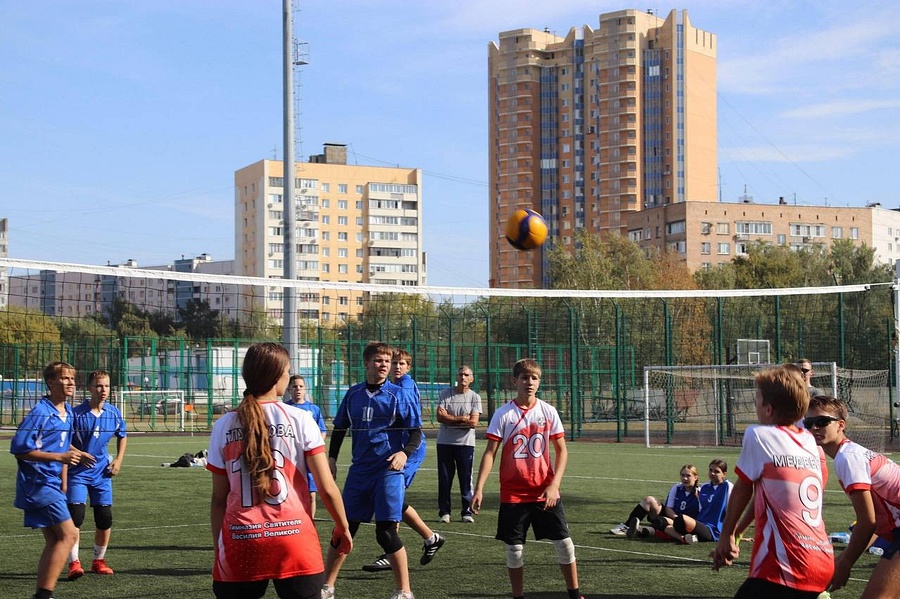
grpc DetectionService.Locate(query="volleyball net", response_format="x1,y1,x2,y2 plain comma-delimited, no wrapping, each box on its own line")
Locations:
0,257,896,445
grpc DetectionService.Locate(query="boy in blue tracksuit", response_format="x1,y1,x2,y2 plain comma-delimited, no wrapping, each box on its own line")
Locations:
10,361,96,599
322,342,423,599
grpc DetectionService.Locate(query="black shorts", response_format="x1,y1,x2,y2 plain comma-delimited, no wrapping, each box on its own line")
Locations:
213,572,324,599
734,577,822,599
496,500,571,545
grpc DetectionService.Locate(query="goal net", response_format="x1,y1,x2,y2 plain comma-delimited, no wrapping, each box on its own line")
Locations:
119,389,186,432
643,362,891,451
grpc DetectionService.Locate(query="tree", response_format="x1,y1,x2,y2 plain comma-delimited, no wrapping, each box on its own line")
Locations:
56,316,116,345
178,299,221,340
0,306,61,345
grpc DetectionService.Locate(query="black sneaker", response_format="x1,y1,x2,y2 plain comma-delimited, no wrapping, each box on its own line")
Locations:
361,553,392,572
626,517,641,538
420,533,445,565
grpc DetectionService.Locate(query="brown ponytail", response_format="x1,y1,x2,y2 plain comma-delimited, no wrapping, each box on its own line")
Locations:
237,342,290,502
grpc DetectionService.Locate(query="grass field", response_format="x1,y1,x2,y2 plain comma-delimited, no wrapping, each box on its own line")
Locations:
0,433,883,598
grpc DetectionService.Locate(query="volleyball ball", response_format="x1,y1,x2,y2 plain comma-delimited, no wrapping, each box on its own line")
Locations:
505,208,548,251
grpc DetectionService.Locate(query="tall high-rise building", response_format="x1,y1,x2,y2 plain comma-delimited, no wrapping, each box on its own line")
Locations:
489,9,717,288
235,143,425,322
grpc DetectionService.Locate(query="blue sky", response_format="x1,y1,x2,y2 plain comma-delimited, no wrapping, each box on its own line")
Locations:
2,0,898,288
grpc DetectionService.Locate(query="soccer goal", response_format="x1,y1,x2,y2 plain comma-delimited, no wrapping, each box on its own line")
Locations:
119,389,186,432
642,362,891,450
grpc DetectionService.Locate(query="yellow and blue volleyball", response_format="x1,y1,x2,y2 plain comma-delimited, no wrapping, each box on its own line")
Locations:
505,208,548,251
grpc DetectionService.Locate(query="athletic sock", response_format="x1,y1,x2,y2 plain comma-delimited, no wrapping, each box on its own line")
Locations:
626,504,648,522
94,544,108,560
70,541,80,563
425,533,437,545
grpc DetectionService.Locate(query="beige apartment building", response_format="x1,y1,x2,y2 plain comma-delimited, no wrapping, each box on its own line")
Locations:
234,143,424,322
489,9,717,288
628,200,900,271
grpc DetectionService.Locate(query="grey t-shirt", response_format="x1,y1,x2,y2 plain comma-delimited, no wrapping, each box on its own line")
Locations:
435,387,483,446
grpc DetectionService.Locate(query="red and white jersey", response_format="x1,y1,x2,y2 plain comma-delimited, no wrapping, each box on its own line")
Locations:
207,400,326,581
834,439,900,538
485,398,565,503
735,424,833,593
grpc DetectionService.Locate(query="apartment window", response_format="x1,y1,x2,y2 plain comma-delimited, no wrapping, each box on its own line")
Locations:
321,183,330,192
338,248,348,258
716,222,729,235
322,199,330,208
717,243,730,255
338,216,348,225
322,216,330,224
322,264,330,273
665,220,686,235
850,227,858,239
356,185,364,193
338,232,348,241
777,234,786,244
832,227,843,239
735,221,772,235
338,200,348,209
338,184,348,193
338,264,348,274
700,242,711,255
356,201,363,210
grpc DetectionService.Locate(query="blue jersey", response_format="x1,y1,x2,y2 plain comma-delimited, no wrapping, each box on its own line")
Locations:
287,400,327,434
697,480,733,540
68,400,128,486
395,374,426,461
332,380,422,475
9,397,73,510
665,483,700,519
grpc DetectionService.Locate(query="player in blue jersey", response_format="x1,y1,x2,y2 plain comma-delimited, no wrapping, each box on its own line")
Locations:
285,374,327,518
610,464,701,539
665,459,733,544
65,370,128,580
10,361,96,599
322,342,423,599
362,349,445,574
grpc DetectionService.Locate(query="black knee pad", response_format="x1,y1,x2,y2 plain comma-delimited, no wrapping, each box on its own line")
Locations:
93,505,113,530
375,521,403,554
68,503,86,528
673,515,688,535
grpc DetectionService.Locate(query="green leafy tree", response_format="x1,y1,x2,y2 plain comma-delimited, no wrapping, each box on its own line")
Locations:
178,299,221,341
0,306,61,345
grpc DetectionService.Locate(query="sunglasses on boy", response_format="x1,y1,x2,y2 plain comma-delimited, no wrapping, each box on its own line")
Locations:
802,415,840,429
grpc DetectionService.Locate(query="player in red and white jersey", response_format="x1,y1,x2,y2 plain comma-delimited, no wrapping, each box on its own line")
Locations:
712,365,833,598
207,343,351,599
472,358,584,599
807,395,900,597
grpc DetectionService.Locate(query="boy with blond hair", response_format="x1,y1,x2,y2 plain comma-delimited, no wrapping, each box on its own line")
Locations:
806,395,900,596
712,365,833,598
472,358,583,599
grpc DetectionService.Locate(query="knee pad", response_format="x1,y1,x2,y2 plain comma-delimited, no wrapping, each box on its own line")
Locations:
505,543,524,569
68,503,86,528
93,505,113,530
375,521,403,554
673,515,688,535
553,537,576,564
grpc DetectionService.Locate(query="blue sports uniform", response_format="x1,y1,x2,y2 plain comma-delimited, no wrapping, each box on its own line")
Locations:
332,380,422,522
665,483,700,519
696,480,733,540
394,373,426,488
286,400,327,492
67,400,128,506
10,397,74,527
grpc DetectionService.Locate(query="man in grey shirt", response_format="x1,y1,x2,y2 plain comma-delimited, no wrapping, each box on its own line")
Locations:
435,366,483,523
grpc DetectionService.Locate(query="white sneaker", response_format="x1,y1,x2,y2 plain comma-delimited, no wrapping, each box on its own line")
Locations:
439,514,450,524
610,522,628,536
461,514,474,523
322,584,335,599
390,592,414,599
683,534,698,544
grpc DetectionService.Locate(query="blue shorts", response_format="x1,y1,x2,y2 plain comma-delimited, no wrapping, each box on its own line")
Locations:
878,527,900,560
67,476,113,506
24,499,71,529
404,444,425,489
342,468,405,523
